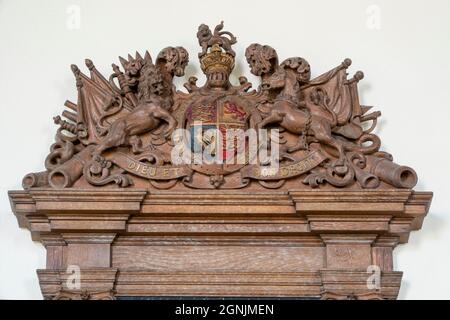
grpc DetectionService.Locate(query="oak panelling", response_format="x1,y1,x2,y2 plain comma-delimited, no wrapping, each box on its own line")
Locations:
112,245,325,272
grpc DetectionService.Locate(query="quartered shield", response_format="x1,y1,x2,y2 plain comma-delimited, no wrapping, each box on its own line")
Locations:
185,95,250,176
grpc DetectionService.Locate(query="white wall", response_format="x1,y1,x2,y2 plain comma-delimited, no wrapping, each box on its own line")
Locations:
0,0,449,299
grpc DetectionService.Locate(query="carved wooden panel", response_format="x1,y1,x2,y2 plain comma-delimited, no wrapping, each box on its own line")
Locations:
8,21,432,300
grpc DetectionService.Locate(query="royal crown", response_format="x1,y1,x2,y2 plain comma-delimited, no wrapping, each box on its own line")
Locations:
200,44,235,74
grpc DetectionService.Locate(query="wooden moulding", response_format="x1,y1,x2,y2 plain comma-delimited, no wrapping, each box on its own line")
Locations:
9,188,432,300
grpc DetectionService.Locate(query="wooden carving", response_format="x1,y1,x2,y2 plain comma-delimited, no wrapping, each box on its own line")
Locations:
22,22,416,191
10,22,432,300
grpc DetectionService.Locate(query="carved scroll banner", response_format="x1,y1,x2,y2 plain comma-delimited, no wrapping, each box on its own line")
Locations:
241,150,327,180
108,152,192,180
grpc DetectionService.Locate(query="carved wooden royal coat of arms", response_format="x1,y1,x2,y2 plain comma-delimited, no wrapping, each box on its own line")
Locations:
22,21,418,192
10,21,433,301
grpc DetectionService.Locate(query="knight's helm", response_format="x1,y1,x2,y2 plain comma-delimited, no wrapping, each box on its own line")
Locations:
197,21,236,89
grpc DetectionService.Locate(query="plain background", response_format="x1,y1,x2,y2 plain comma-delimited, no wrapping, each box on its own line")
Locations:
0,0,449,299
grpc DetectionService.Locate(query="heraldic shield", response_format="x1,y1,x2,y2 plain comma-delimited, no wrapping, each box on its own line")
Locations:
185,95,250,176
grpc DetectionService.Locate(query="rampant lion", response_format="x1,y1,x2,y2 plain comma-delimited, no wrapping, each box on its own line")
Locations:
93,47,189,156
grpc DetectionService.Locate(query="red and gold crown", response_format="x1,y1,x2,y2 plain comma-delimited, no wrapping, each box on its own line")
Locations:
200,44,235,74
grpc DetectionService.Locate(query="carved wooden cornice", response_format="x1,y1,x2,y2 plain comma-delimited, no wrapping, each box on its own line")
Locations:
9,188,431,299
8,21,432,299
